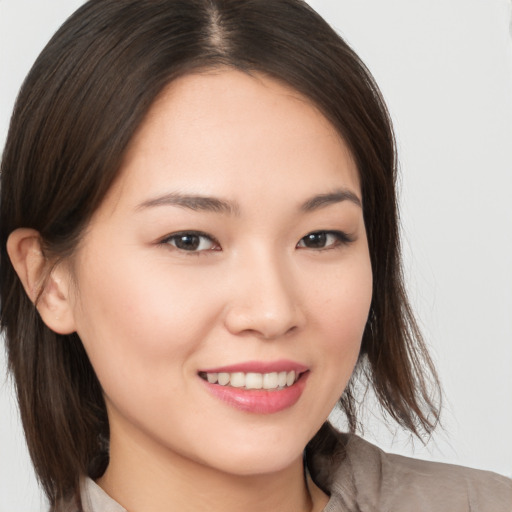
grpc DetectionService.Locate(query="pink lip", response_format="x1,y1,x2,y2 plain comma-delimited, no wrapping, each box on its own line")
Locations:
198,359,309,374
198,361,310,414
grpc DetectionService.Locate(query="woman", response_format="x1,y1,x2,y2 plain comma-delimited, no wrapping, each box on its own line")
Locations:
1,1,510,511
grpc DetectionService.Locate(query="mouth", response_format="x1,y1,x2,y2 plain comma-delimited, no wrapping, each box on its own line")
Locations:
197,363,310,414
198,370,303,390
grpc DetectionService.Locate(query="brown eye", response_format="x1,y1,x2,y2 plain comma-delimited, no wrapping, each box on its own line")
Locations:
300,232,327,248
297,231,353,250
163,232,218,252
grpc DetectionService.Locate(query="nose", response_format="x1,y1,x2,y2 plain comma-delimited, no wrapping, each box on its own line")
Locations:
223,250,304,340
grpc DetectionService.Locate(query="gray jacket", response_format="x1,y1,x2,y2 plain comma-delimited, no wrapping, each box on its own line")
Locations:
72,434,512,511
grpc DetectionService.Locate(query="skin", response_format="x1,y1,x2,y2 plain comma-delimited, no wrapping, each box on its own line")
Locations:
8,70,372,512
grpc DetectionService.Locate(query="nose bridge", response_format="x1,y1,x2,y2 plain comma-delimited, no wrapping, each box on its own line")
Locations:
224,245,302,339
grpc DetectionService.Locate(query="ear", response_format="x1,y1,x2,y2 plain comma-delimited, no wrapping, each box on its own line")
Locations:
6,228,77,335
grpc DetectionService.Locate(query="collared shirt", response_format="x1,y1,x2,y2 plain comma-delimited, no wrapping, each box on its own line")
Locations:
73,434,512,512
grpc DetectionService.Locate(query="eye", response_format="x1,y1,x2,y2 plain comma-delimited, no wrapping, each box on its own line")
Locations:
296,231,353,250
161,231,219,252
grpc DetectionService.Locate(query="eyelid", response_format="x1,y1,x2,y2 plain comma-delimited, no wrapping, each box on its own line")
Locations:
156,229,353,253
159,230,221,252
296,230,355,250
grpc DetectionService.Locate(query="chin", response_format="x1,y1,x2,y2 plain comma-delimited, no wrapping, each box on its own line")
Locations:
192,430,312,477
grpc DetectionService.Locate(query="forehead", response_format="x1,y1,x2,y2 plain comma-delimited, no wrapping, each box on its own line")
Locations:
105,69,360,211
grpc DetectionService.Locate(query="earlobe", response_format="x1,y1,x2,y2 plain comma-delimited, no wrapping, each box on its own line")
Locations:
6,228,77,335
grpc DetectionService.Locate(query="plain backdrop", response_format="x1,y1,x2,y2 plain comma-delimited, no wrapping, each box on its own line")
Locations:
1,1,511,510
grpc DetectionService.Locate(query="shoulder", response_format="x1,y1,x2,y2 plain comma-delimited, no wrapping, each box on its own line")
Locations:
311,433,512,512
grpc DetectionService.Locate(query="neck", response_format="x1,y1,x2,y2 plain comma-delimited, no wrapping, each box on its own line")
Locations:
97,421,327,512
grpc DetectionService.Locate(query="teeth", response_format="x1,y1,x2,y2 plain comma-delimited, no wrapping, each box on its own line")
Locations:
263,372,278,389
230,372,245,388
245,373,263,390
286,370,296,387
202,370,301,390
218,372,230,386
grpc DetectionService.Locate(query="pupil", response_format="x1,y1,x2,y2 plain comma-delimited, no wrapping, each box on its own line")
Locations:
305,232,326,248
176,234,200,250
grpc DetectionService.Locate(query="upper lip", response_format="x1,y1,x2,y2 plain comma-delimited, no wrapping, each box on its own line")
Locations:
198,359,309,374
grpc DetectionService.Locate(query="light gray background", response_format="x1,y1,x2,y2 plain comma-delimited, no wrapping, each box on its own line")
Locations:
1,1,511,510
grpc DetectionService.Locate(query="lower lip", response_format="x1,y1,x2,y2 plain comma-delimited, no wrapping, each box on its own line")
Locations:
200,372,309,414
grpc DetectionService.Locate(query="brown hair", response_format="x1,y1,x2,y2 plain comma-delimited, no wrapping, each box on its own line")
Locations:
0,0,440,508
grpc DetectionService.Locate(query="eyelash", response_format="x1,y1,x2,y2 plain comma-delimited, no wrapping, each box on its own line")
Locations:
159,231,220,253
159,230,354,253
296,230,354,251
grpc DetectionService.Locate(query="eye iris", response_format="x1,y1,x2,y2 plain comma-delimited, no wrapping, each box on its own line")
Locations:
304,232,327,248
175,234,200,250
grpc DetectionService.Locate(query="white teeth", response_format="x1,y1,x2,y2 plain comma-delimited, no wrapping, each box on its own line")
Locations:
230,372,245,388
218,372,230,386
263,372,278,389
202,370,301,390
245,372,263,389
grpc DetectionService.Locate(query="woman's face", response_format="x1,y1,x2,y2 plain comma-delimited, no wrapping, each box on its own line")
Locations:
67,70,372,476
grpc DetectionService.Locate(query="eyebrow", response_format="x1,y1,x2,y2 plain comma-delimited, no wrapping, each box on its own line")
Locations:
300,189,362,211
136,188,361,215
136,192,240,215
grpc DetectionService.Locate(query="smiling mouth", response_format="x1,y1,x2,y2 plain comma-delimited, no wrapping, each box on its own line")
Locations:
198,370,303,390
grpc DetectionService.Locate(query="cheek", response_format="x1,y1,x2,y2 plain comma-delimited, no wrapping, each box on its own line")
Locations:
313,256,372,371
70,251,221,388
